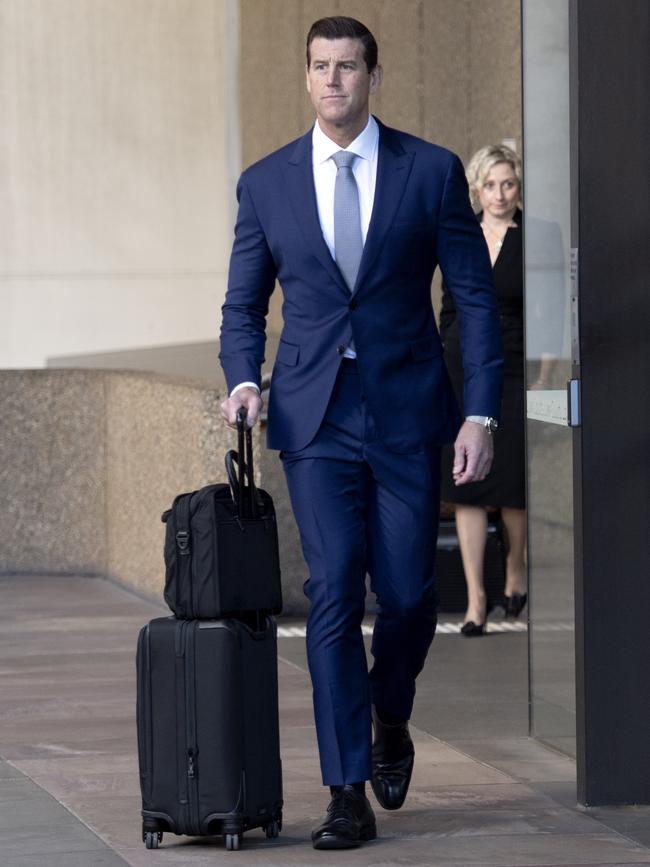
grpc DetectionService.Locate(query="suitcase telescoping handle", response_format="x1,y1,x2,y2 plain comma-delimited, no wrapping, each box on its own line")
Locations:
224,407,259,519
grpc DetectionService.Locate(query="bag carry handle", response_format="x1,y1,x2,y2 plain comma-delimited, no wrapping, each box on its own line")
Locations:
236,408,248,512
224,407,259,518
225,449,255,513
225,449,241,505
238,407,259,518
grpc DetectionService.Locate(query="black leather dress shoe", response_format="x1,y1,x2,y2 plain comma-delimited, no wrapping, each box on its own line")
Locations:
370,707,415,810
311,785,377,850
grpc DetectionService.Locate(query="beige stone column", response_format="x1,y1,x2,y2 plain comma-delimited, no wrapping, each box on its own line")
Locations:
0,0,240,367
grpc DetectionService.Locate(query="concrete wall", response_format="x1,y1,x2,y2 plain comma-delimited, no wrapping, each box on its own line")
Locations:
0,0,240,368
0,0,521,364
0,369,308,613
239,0,522,332
0,371,109,573
0,370,230,598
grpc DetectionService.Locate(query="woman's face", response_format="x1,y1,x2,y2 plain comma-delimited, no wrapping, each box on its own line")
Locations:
477,161,520,220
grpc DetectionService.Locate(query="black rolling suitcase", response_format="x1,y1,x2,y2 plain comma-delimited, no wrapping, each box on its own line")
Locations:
162,409,282,620
136,615,283,851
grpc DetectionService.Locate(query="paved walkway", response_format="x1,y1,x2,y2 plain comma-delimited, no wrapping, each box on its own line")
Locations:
1,575,649,867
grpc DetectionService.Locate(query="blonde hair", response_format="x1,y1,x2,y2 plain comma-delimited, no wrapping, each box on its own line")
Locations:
466,144,522,210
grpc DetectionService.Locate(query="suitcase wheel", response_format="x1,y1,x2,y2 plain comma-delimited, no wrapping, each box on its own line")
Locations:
264,820,280,839
144,831,162,849
224,832,241,851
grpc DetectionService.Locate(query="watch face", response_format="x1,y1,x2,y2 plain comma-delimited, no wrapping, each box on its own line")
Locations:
486,417,499,433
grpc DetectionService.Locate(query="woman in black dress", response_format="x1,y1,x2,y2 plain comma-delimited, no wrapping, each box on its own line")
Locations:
440,144,527,635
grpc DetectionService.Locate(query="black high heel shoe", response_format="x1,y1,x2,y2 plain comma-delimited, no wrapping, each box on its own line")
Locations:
504,592,528,619
461,600,493,637
460,620,485,637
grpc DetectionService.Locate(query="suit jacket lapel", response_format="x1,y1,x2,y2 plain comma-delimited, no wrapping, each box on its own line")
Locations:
284,131,349,295
353,122,414,295
283,121,414,297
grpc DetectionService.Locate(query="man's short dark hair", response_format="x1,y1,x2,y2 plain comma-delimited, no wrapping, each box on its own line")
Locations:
306,16,378,73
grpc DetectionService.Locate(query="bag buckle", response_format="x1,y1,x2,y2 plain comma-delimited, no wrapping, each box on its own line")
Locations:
176,530,190,555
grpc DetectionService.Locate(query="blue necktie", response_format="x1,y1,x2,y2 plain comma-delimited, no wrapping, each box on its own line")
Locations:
332,151,363,292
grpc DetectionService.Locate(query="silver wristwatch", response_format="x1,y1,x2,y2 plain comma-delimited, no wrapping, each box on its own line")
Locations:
466,415,499,434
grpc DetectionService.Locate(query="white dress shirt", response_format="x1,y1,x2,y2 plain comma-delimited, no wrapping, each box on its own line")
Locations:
312,114,379,359
312,115,379,262
231,115,379,394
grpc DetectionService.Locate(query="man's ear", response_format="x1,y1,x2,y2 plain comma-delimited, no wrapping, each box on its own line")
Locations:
305,65,312,94
369,64,383,95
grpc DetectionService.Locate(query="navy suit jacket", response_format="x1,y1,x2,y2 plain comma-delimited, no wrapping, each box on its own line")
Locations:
220,119,503,454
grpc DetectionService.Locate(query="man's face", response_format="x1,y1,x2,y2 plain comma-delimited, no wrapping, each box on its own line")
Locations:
306,37,381,135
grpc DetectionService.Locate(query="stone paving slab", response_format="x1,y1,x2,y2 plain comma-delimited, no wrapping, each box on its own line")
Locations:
0,758,128,867
1,575,650,867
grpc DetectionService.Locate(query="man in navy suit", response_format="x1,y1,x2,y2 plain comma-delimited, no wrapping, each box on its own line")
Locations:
220,16,502,850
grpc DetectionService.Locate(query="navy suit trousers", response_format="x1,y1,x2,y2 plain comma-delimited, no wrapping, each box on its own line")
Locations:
281,360,441,785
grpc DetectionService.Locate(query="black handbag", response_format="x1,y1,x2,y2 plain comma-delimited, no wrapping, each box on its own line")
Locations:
161,409,282,619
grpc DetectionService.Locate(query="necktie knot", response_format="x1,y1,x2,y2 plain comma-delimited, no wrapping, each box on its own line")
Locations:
332,150,357,170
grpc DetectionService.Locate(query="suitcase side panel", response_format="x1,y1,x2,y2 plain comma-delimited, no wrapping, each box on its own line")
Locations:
137,618,186,829
193,619,283,834
240,618,283,823
136,624,154,804
193,621,244,824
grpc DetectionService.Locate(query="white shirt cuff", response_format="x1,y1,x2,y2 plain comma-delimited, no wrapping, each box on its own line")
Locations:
230,381,260,397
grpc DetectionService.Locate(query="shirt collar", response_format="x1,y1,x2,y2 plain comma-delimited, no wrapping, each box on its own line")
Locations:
312,115,379,165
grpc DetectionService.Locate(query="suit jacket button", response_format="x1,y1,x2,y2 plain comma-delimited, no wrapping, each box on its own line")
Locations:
336,345,346,355
349,299,358,311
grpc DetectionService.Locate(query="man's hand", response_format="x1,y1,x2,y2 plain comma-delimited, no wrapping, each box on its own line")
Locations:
220,387,263,429
452,421,494,486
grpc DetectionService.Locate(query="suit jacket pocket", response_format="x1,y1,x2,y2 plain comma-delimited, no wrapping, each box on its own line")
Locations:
276,339,300,367
410,334,442,362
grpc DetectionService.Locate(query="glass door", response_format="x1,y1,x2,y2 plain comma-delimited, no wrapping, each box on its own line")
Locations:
522,0,577,757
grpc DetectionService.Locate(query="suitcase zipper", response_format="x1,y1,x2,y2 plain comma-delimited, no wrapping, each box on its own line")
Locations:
184,623,201,836
187,749,196,780
174,621,190,829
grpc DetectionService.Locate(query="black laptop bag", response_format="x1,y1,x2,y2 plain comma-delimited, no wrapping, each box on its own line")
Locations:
162,410,282,619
